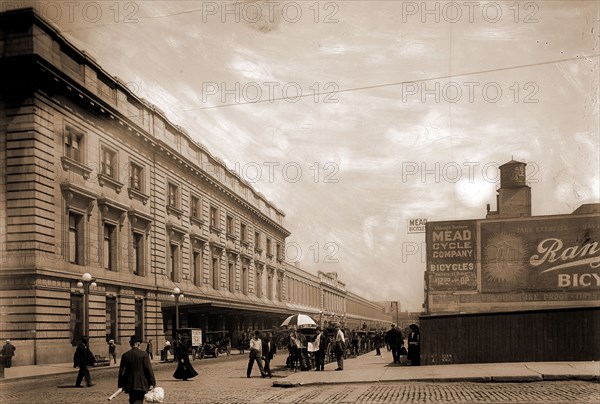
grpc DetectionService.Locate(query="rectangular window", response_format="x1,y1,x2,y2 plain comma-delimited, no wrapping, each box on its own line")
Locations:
130,163,143,191
70,294,84,346
228,261,235,293
133,232,144,276
210,206,218,228
267,272,273,300
277,276,282,301
276,242,282,260
212,257,220,289
240,223,247,242
170,244,179,282
106,297,117,342
266,238,272,256
103,223,116,270
64,127,82,162
168,183,178,208
68,212,84,265
101,147,116,178
242,264,248,295
226,215,234,236
255,231,260,249
255,270,262,297
191,195,200,218
193,251,202,286
134,299,143,341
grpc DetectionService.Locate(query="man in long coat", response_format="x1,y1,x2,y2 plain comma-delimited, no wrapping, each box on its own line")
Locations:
73,336,95,387
118,335,156,404
385,324,404,364
261,332,277,377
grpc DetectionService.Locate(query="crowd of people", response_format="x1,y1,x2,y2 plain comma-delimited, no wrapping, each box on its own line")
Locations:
2,321,420,402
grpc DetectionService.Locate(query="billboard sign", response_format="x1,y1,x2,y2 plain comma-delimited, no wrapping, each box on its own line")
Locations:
426,220,477,291
408,218,427,234
480,216,600,292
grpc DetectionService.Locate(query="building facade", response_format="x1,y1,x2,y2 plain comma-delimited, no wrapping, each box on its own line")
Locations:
0,8,392,366
421,160,599,363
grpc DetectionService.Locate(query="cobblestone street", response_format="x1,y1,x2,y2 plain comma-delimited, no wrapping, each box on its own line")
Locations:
1,353,598,403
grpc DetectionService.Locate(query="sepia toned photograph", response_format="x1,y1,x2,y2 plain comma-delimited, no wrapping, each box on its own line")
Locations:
0,1,598,403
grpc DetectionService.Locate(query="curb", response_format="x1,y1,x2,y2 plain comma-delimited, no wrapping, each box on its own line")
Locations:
0,360,172,384
272,374,600,388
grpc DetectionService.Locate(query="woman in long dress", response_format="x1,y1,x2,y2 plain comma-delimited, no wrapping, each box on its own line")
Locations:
173,338,198,381
407,324,421,366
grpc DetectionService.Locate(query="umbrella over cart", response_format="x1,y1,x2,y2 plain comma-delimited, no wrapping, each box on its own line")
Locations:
280,314,317,329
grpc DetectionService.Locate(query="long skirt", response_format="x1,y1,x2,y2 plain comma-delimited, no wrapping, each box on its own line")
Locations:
173,356,198,380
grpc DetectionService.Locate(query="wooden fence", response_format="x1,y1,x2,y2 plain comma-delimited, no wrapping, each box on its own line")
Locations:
419,306,600,365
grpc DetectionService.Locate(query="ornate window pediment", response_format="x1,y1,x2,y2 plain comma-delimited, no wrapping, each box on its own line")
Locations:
166,222,187,242
97,196,127,228
128,209,153,233
60,182,97,217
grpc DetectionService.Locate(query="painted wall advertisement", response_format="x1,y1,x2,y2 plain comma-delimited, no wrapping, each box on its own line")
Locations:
426,220,477,291
480,216,600,292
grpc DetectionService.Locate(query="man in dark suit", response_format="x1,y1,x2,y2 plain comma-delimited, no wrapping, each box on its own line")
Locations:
73,336,95,387
261,332,277,378
118,335,156,404
385,323,405,364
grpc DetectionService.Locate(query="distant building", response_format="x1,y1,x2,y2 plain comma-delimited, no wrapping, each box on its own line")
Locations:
421,159,599,364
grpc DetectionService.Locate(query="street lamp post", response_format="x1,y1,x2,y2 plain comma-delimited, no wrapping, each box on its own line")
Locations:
77,272,97,339
170,287,184,332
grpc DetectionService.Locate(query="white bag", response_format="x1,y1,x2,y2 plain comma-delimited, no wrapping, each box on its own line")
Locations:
145,387,165,403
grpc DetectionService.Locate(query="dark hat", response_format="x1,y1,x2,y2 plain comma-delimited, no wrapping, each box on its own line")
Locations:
80,336,88,342
316,327,322,331
129,335,142,344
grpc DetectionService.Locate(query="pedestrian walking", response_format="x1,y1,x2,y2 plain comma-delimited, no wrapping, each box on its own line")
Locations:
118,335,156,404
108,339,117,364
313,327,325,371
261,332,277,378
163,340,171,361
145,339,153,360
73,336,95,387
407,324,421,366
333,323,345,371
1,340,16,368
173,337,198,381
384,323,405,364
373,332,383,356
247,331,267,378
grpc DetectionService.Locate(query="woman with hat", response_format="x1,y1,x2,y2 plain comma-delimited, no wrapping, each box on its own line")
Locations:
173,337,198,381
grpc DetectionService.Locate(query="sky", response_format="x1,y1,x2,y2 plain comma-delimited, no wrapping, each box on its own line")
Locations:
15,0,599,311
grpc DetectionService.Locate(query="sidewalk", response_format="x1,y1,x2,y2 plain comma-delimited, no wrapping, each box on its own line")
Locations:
1,351,598,385
0,356,168,382
272,352,600,387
